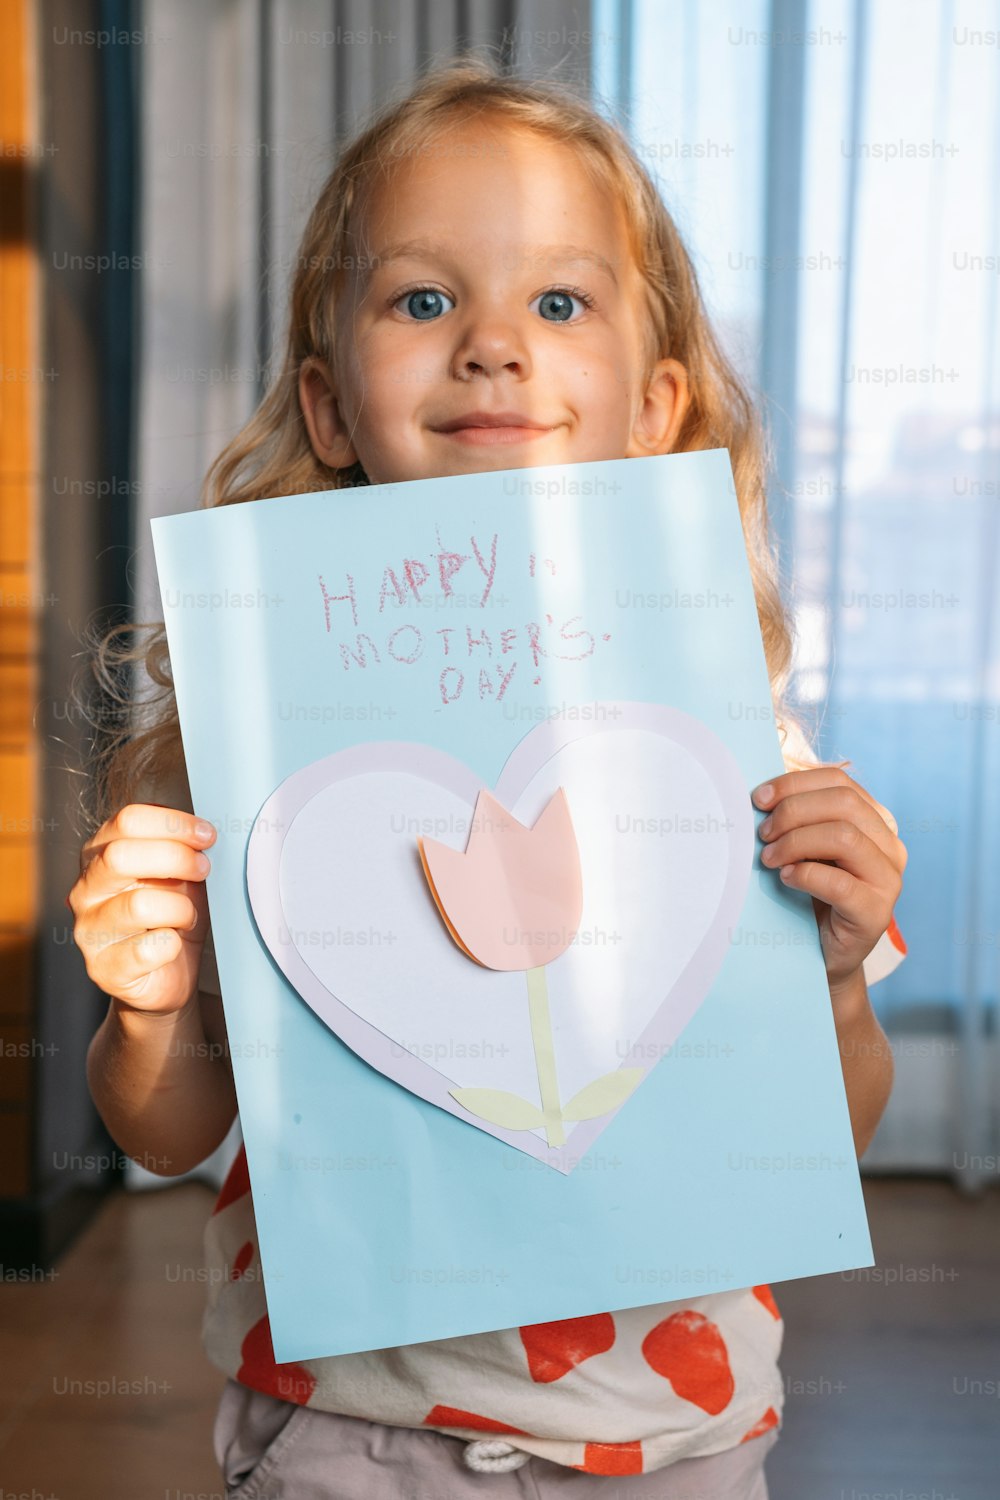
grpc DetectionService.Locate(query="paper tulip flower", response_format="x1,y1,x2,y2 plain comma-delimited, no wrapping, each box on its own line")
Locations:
417,788,583,971
418,788,642,1148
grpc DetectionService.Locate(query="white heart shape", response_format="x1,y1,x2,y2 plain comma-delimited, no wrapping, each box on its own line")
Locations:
246,703,754,1173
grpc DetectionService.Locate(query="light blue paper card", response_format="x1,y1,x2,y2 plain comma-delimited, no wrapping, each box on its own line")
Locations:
150,449,872,1363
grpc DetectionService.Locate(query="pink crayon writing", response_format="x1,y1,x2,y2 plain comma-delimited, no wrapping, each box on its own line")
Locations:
317,571,358,629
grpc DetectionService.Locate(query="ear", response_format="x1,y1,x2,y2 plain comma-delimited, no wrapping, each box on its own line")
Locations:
298,357,359,469
625,357,691,457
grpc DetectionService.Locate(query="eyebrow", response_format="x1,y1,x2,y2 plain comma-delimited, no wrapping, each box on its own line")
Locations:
357,239,619,293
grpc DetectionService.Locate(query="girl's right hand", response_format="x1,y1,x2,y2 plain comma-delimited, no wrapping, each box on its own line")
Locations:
68,803,217,1017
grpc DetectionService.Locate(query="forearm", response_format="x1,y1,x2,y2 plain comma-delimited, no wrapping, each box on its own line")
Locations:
86,995,238,1177
830,971,895,1159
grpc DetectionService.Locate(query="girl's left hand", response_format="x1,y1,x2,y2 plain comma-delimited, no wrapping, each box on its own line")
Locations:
751,766,907,1008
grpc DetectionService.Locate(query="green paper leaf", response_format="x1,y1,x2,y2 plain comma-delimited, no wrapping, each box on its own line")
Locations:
561,1067,645,1122
449,1087,546,1131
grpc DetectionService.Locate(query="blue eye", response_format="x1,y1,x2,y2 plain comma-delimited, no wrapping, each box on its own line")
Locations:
396,288,455,320
533,288,593,322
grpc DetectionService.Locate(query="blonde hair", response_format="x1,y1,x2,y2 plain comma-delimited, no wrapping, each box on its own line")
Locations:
74,52,819,836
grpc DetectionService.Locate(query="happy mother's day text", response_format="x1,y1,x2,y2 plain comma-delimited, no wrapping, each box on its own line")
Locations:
318,528,611,707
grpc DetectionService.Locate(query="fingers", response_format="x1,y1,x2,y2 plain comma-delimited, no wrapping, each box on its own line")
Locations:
755,765,896,828
67,802,217,1013
93,927,187,998
73,803,215,913
754,772,906,874
79,801,215,868
772,859,897,937
74,884,201,953
100,834,212,885
759,816,903,906
72,875,208,998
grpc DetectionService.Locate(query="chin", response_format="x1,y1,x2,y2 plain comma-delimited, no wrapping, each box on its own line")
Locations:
435,449,570,477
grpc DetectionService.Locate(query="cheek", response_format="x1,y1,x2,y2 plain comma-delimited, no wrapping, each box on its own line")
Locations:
565,349,634,415
364,331,440,411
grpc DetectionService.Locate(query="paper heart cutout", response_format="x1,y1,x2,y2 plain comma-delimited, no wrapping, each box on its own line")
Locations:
246,703,754,1173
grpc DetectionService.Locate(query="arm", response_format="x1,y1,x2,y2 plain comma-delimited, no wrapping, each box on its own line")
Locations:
86,989,238,1178
829,968,895,1159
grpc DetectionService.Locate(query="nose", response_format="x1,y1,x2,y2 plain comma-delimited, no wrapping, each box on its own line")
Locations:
451,306,531,381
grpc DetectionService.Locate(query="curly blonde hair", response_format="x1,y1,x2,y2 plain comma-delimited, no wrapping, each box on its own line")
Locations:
74,51,816,836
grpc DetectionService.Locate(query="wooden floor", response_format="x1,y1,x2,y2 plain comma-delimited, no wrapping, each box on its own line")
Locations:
768,1178,1000,1499
0,1178,997,1498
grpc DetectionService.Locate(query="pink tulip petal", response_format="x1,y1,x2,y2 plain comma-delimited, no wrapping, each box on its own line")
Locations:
417,843,484,965
419,788,583,971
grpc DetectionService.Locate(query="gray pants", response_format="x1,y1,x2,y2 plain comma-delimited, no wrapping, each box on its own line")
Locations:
214,1377,777,1499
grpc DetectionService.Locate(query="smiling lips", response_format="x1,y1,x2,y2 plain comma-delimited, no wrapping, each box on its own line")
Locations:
431,410,559,445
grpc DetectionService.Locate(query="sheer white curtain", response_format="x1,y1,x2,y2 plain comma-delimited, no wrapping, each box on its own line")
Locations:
598,0,1000,1183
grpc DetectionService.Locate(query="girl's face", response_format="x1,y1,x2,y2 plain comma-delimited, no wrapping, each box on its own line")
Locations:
300,118,689,485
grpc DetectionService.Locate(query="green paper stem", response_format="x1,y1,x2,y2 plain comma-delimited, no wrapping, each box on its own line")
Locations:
526,965,565,1147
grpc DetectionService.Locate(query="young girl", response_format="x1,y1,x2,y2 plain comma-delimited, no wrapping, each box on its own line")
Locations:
71,56,908,1499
